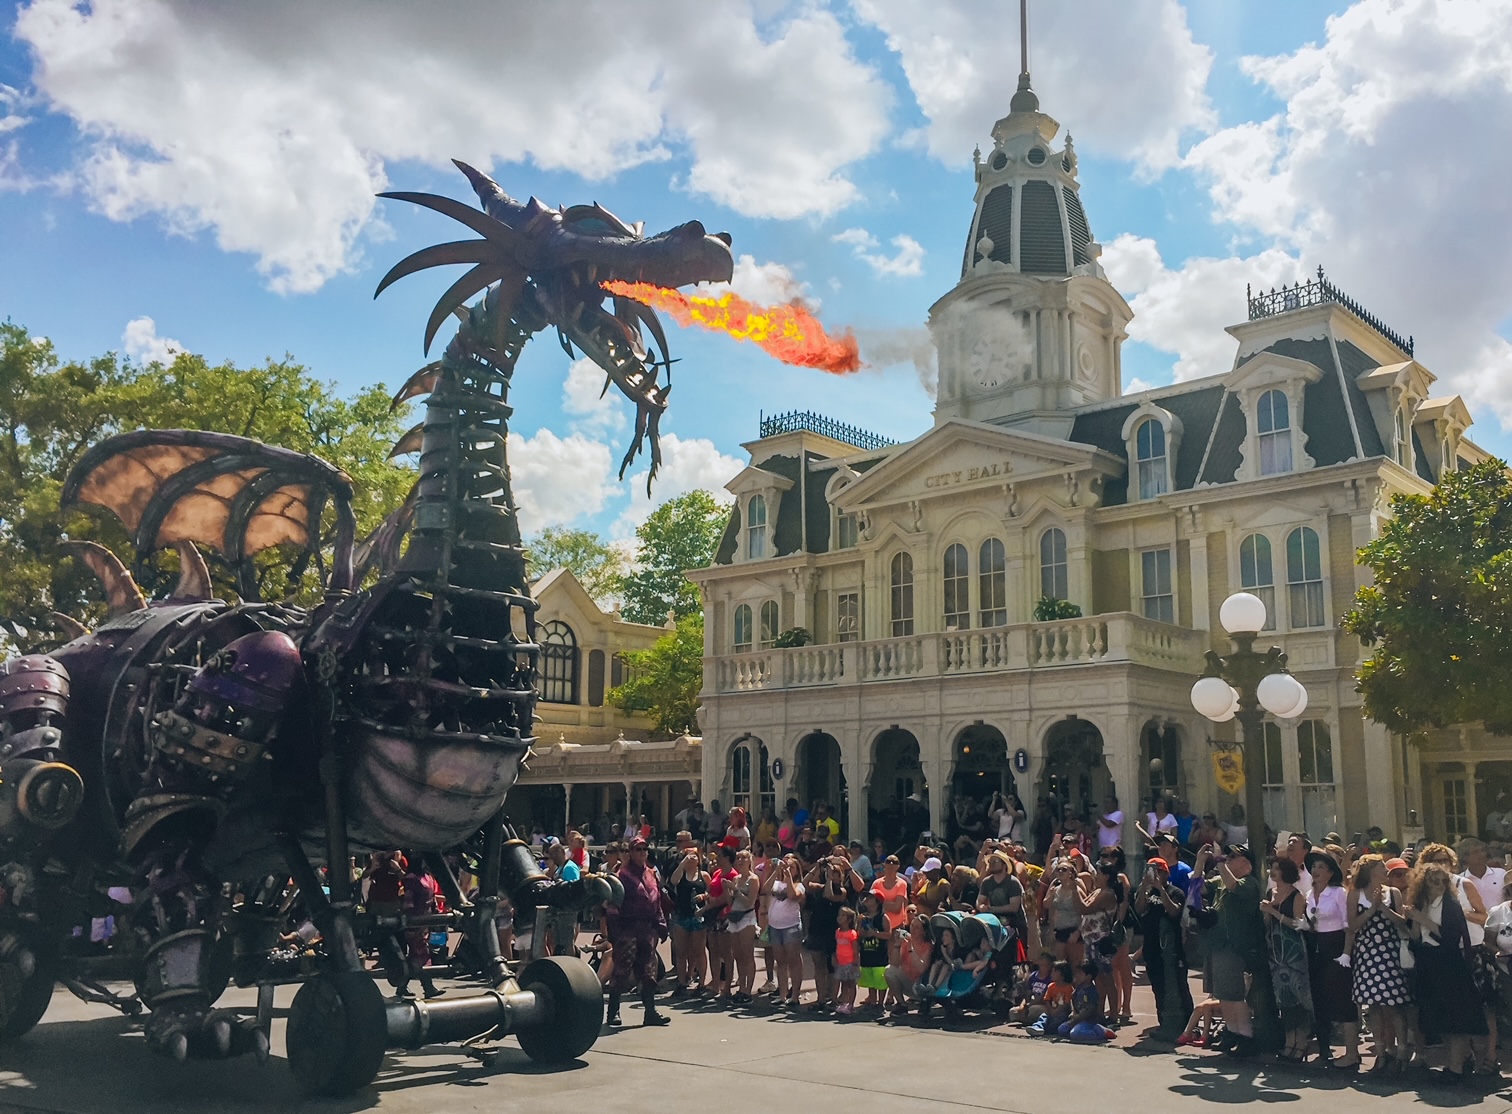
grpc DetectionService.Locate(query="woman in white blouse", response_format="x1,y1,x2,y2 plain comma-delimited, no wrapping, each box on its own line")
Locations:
1304,850,1361,1069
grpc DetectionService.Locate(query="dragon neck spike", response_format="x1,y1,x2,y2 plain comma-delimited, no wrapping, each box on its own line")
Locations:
63,540,147,617
171,539,213,601
49,611,88,640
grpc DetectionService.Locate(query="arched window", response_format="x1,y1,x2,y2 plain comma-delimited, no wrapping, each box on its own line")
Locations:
1238,534,1276,630
1135,418,1168,499
978,538,1007,627
747,494,768,559
759,600,780,648
729,736,774,815
1286,526,1325,628
943,543,970,630
538,620,579,704
733,603,753,652
1257,389,1292,475
1039,528,1068,602
890,552,915,636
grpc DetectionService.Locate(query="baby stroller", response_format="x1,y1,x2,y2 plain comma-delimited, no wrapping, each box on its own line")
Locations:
923,911,1015,1019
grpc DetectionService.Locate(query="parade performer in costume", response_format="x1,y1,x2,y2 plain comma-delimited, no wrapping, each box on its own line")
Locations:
607,838,670,1027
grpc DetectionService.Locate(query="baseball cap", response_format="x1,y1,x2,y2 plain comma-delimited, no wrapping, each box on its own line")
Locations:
628,837,649,851
922,856,943,872
1153,832,1178,846
1386,857,1410,872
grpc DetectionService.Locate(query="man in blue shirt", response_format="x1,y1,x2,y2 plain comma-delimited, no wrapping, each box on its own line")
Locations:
1151,832,1191,890
545,843,582,955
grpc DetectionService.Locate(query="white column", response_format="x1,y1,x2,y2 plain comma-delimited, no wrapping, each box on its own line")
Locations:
563,783,574,836
1361,717,1397,839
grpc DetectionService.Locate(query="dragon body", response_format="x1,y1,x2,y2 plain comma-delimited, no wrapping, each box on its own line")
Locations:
0,163,732,1093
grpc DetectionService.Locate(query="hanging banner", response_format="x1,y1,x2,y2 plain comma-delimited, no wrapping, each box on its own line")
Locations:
1212,748,1246,796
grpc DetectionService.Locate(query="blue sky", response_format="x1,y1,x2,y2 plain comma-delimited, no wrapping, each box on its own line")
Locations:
3,0,1510,539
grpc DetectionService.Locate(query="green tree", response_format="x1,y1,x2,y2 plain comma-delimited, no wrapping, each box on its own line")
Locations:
609,613,704,734
0,321,414,649
1343,459,1512,734
523,526,625,607
619,489,728,626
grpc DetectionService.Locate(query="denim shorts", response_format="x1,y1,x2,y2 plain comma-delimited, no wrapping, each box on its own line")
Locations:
674,915,705,934
768,924,802,947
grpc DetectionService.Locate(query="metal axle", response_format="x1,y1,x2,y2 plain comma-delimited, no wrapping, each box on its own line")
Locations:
383,983,547,1048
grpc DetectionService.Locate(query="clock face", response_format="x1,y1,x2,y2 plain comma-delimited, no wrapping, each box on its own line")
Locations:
968,337,1009,389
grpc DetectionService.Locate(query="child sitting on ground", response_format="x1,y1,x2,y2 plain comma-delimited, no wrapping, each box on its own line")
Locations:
1173,996,1224,1048
1058,961,1116,1043
1008,951,1057,1024
1027,961,1076,1034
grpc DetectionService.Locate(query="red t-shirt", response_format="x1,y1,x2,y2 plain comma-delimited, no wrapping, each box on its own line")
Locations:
835,927,859,967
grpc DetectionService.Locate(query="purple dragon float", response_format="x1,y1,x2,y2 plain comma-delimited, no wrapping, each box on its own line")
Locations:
0,161,732,1095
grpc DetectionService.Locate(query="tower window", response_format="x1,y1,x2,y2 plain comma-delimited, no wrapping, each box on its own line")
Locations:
979,538,1007,627
1136,418,1169,499
890,552,915,636
943,543,970,630
1027,147,1047,166
1257,389,1292,475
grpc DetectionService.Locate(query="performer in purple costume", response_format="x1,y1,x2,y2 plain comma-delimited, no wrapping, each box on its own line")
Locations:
607,838,670,1027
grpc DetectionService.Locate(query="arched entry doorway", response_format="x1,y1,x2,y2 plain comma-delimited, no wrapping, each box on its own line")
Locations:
794,732,847,839
1141,720,1183,811
950,724,1018,848
1039,718,1113,823
871,728,928,848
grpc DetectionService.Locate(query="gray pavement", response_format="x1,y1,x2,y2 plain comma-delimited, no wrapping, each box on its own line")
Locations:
3,981,1512,1114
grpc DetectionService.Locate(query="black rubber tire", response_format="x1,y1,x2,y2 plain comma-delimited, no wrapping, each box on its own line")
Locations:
515,955,604,1064
0,946,53,1042
286,972,388,1097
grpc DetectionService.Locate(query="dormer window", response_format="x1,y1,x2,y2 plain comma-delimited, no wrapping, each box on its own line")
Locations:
747,494,768,559
1393,407,1410,469
835,511,859,550
1257,389,1293,475
1136,419,1167,499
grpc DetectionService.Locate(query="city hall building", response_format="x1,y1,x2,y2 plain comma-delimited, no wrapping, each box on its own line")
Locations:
689,70,1495,852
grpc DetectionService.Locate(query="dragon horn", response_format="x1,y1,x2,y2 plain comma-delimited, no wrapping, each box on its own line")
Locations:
374,240,501,300
376,191,523,256
388,421,426,460
63,540,146,616
49,612,88,640
424,262,516,354
171,539,213,601
390,362,442,411
452,160,518,214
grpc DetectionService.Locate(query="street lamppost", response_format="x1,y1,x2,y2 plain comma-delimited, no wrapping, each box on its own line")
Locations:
1189,592,1309,848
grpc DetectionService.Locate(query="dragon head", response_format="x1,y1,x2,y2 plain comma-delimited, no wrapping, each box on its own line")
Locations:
376,162,734,483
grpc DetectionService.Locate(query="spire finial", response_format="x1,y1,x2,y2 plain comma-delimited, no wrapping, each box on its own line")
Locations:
1020,0,1029,78
1009,0,1040,113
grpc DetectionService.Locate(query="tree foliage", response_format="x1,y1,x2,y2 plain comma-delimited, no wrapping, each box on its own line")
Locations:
523,526,626,608
619,489,728,626
1344,460,1512,734
609,613,704,734
0,321,414,650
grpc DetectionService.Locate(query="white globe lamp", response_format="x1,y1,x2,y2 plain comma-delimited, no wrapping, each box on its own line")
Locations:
1257,672,1307,719
1219,592,1268,636
1191,676,1237,721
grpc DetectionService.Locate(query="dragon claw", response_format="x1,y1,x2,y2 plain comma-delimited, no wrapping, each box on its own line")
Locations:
146,1004,268,1062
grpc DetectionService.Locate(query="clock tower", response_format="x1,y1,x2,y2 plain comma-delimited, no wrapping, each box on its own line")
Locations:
929,21,1132,439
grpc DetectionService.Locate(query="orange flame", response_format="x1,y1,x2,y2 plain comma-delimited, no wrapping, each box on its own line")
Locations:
602,281,862,374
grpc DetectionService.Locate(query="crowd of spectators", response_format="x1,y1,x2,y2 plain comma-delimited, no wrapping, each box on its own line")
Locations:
513,796,1512,1089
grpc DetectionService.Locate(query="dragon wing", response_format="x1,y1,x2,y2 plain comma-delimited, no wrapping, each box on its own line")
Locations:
62,430,357,600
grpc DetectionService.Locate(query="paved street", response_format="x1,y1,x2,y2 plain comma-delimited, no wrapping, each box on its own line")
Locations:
4,980,1512,1114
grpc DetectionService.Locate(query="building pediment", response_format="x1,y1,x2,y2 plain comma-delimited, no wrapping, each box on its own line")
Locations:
832,419,1123,510
1225,351,1325,393
725,464,795,497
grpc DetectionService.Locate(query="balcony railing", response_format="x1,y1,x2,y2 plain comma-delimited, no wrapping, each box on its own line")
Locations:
758,409,895,451
710,613,1208,694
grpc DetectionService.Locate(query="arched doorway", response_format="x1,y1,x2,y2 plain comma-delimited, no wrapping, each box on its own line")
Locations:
870,728,928,848
1141,720,1183,811
794,732,847,840
1039,718,1113,823
950,724,1017,848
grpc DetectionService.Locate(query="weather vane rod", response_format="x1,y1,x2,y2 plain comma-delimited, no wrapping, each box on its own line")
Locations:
1020,0,1030,77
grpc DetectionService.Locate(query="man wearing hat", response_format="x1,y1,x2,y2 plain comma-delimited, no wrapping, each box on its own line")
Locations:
1151,832,1191,890
1195,841,1269,1056
913,857,949,917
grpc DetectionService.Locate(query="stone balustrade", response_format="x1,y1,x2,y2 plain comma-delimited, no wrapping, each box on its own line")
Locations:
710,612,1208,694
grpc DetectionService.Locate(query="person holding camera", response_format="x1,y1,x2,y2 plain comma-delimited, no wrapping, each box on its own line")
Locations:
1194,841,1266,1057
762,854,807,1007
990,790,1027,844
804,850,861,1011
1135,856,1192,1036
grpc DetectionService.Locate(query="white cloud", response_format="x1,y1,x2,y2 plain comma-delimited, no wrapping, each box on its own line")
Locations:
561,357,627,436
1102,234,1306,381
13,0,891,293
614,433,740,537
832,227,926,277
853,0,1214,170
1178,0,1512,425
120,315,184,364
507,427,616,529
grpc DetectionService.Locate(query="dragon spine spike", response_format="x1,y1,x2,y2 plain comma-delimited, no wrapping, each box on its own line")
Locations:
63,540,146,616
49,611,88,640
171,540,213,601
